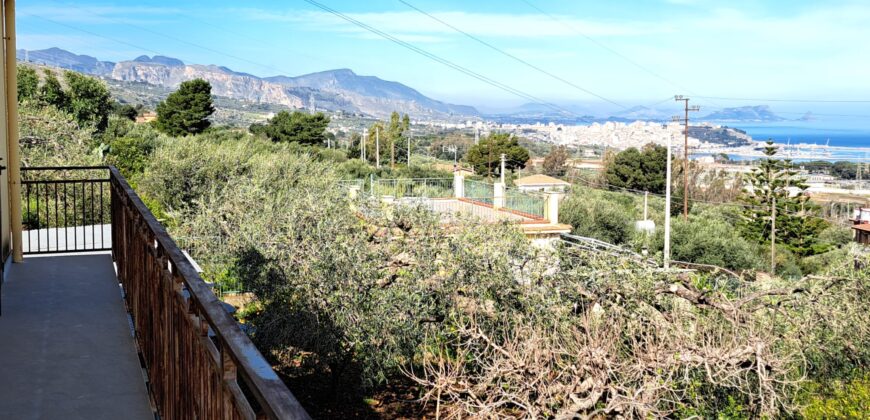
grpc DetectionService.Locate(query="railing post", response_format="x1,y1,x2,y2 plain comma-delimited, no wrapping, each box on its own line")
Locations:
493,182,505,209
545,192,562,224
453,172,465,198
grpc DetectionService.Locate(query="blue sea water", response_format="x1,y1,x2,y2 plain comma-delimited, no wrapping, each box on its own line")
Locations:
727,120,870,162
733,122,870,148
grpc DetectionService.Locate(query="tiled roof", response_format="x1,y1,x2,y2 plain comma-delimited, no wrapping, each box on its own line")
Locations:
513,174,570,186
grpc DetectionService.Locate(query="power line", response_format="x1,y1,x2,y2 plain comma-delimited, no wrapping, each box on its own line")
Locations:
694,95,870,104
516,0,692,95
22,13,164,57
397,0,625,109
301,0,577,117
53,1,295,77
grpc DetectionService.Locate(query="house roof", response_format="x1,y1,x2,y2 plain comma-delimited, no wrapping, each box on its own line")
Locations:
852,223,870,232
513,174,570,187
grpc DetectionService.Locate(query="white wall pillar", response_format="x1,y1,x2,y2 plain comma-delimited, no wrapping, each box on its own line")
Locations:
453,172,465,198
545,192,562,224
494,182,505,209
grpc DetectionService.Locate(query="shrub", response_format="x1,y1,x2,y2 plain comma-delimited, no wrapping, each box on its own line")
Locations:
560,187,636,244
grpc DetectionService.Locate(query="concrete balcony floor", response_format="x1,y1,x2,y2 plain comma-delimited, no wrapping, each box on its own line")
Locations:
0,254,153,419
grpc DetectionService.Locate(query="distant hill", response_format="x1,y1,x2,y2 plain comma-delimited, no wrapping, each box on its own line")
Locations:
612,105,670,121
17,47,115,75
699,105,785,122
17,47,478,119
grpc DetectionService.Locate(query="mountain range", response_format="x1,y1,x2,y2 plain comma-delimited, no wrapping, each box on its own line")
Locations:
698,105,786,123
17,47,478,119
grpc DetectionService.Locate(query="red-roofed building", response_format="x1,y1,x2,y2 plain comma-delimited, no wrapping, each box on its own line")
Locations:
852,223,870,245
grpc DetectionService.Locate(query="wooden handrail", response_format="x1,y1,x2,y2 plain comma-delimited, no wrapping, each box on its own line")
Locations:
108,166,309,419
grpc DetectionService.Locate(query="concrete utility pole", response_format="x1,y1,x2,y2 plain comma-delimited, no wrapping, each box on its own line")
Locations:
674,95,700,220
500,153,506,184
375,126,380,168
664,126,673,269
361,129,366,161
406,134,411,166
391,132,396,169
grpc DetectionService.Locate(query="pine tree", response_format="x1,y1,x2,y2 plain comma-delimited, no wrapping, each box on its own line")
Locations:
738,140,827,256
155,79,215,136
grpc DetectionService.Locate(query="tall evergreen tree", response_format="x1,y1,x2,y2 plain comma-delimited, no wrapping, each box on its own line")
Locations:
465,133,530,177
156,79,215,136
738,140,827,256
262,111,330,144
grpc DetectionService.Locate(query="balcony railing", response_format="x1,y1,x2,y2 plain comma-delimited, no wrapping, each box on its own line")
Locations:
20,166,309,419
21,166,111,254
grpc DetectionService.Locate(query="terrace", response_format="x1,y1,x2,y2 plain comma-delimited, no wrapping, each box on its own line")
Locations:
344,174,572,243
0,165,311,419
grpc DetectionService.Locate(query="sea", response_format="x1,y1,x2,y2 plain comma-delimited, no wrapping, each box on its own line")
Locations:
725,119,870,162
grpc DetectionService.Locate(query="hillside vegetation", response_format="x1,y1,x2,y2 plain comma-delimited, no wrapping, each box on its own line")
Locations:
18,68,869,418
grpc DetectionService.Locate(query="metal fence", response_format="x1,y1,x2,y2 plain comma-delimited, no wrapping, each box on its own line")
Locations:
21,166,112,254
372,178,454,198
463,179,494,205
504,187,546,219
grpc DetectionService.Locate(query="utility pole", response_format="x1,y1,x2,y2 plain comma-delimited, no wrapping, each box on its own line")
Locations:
361,129,366,162
771,194,777,274
500,153,506,184
674,95,700,220
664,125,673,269
391,132,396,169
375,126,380,169
407,134,411,166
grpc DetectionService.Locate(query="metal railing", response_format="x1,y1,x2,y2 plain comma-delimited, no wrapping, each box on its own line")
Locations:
504,187,546,220
372,178,453,198
20,166,309,419
21,166,112,254
463,179,494,205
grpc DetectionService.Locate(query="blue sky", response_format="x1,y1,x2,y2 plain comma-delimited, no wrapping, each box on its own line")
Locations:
16,0,870,115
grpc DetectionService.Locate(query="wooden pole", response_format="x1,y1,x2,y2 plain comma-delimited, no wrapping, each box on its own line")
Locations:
4,0,22,262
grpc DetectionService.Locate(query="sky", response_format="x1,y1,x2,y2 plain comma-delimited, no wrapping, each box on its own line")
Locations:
15,0,870,116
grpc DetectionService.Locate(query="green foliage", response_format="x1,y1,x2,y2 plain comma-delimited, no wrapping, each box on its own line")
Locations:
738,141,828,257
39,69,69,110
64,70,112,131
603,143,668,194
155,78,215,136
560,188,635,244
138,134,262,215
259,110,330,145
106,136,157,179
17,65,39,101
802,376,870,419
359,112,410,165
113,103,140,121
18,100,100,167
655,209,761,271
465,132,530,177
